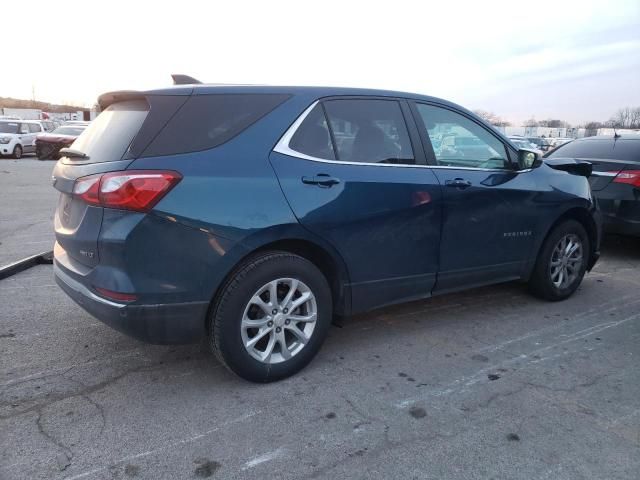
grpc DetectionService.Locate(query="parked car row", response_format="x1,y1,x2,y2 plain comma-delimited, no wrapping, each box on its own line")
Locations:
0,120,89,159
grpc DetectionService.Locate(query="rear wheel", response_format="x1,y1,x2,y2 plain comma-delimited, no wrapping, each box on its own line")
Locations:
12,145,22,159
209,252,332,382
529,220,589,301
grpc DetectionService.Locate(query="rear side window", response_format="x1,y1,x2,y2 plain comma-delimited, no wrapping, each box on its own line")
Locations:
547,139,640,161
289,104,336,160
69,99,149,163
29,124,41,133
323,99,414,164
142,94,290,157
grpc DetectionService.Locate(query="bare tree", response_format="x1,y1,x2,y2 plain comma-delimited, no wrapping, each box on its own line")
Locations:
631,107,640,128
524,118,539,127
473,109,510,127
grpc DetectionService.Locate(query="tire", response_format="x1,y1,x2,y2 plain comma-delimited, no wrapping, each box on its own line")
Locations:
209,251,332,382
529,220,590,301
13,145,22,159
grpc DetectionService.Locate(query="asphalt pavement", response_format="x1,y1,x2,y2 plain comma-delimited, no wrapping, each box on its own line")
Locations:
0,158,57,266
0,160,639,479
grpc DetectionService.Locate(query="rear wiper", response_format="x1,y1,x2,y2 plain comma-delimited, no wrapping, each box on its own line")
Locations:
59,148,89,159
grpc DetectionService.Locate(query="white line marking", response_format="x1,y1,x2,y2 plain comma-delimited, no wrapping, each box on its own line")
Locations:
242,447,286,470
396,314,638,408
62,411,259,480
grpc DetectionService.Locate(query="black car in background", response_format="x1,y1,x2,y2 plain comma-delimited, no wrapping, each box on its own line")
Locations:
546,135,640,237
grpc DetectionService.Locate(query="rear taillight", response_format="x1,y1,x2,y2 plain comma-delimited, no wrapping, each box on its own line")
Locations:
72,170,182,212
611,170,640,188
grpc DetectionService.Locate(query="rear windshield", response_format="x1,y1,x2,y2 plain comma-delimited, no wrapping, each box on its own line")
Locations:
53,126,85,136
547,138,640,162
68,99,149,163
140,93,290,157
0,122,19,134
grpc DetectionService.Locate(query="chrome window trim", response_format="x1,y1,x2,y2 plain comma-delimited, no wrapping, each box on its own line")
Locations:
273,100,528,174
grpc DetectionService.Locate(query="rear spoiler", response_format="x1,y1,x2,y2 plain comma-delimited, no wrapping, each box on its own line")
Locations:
97,90,147,110
97,75,203,110
544,158,592,177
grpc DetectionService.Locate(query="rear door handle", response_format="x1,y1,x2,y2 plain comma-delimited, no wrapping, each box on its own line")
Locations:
302,174,341,187
445,178,472,189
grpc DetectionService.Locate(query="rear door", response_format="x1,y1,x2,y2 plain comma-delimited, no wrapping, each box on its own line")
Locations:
271,97,442,312
18,123,32,152
27,123,42,152
411,102,538,292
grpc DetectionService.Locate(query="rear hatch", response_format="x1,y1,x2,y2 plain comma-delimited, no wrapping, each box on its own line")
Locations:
53,89,292,269
53,100,148,267
545,137,640,191
53,94,189,267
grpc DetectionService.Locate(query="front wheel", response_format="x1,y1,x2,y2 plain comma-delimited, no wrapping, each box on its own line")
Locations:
209,252,332,382
12,145,22,159
529,220,590,301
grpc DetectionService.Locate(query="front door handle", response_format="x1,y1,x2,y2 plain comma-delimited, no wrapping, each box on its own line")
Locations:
302,174,341,187
445,178,472,189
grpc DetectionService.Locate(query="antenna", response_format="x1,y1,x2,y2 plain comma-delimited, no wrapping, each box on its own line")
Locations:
171,74,202,85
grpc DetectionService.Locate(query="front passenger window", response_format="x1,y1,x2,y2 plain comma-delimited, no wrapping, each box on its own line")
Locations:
416,104,510,169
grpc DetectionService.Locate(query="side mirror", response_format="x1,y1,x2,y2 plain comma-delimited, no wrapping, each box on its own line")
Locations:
518,149,542,169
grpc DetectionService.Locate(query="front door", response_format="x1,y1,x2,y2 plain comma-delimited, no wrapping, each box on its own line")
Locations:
271,98,442,313
412,102,538,293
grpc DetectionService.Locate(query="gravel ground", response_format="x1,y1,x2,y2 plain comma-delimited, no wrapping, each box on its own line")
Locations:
0,159,638,479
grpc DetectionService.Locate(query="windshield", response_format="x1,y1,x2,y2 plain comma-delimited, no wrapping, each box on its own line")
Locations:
68,99,149,162
52,126,85,136
0,122,19,134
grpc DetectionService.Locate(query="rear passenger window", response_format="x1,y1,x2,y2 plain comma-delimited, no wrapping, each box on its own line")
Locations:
142,94,290,157
289,104,336,160
323,99,414,164
29,124,41,133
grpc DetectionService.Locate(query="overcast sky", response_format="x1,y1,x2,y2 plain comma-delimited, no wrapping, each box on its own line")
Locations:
4,0,639,124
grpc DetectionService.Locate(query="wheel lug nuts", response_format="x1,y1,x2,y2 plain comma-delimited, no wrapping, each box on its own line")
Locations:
283,308,288,314
267,321,273,327
272,309,278,315
285,319,290,325
276,327,281,333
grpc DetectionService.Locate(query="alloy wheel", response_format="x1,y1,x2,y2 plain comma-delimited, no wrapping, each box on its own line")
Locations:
241,278,317,364
549,234,583,289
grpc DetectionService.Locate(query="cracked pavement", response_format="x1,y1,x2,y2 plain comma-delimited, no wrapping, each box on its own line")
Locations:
1,161,639,479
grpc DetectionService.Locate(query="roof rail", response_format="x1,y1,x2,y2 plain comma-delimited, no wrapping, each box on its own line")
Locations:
171,74,202,85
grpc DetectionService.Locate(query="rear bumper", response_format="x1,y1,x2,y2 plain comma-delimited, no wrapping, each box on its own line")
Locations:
54,261,208,344
602,214,640,237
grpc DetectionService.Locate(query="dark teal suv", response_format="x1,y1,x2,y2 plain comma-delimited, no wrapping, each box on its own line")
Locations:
52,81,601,381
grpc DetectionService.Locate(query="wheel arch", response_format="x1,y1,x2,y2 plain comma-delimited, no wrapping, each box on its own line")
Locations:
205,233,352,335
532,206,599,277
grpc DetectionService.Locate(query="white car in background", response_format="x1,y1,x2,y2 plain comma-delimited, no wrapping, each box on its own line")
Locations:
0,120,49,158
508,136,544,156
